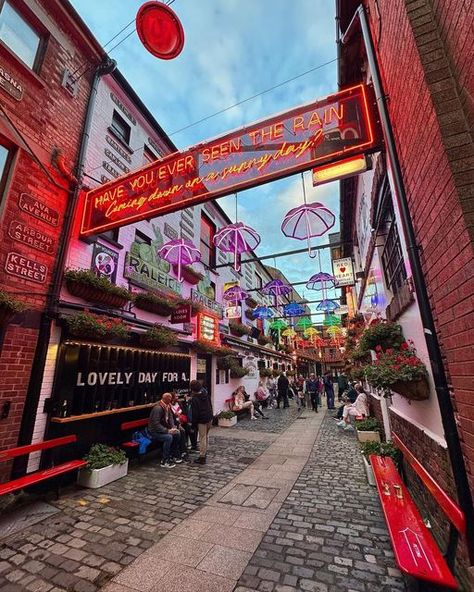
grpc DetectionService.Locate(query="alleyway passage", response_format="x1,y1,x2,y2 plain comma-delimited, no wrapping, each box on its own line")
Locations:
0,406,405,592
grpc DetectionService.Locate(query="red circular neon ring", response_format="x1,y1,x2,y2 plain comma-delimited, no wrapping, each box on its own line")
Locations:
136,2,185,60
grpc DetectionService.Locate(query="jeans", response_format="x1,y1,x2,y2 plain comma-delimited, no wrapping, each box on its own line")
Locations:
277,392,289,408
309,392,319,411
150,431,180,461
326,389,335,409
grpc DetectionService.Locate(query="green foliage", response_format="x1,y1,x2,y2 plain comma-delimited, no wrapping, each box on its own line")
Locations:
192,341,235,356
64,269,131,300
355,417,381,432
230,365,250,378
363,343,427,389
141,324,177,348
259,367,273,377
257,335,272,346
217,410,236,420
360,440,401,464
83,443,127,470
65,312,129,340
134,292,177,315
217,355,239,370
177,298,203,314
0,290,27,313
229,320,252,336
358,321,404,353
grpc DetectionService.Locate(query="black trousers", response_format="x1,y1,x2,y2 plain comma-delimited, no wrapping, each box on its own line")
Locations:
277,392,289,408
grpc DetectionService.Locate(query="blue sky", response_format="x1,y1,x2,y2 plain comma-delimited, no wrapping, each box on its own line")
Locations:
71,0,341,318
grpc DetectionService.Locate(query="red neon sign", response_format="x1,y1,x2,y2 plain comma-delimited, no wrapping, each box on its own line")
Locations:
81,84,379,237
197,313,220,346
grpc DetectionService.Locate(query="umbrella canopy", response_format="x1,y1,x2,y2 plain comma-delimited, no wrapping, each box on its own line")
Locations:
223,285,249,302
283,302,305,317
270,319,288,330
213,222,261,271
281,202,335,257
282,328,296,338
304,327,320,338
262,279,291,306
296,317,313,331
326,325,342,336
158,238,201,282
306,272,336,291
253,306,274,320
316,299,339,312
323,314,342,326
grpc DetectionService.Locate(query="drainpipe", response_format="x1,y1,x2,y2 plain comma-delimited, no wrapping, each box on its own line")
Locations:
341,4,474,560
13,57,117,475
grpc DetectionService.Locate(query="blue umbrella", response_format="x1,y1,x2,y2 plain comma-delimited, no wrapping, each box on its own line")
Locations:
316,299,339,312
253,306,274,320
283,302,305,317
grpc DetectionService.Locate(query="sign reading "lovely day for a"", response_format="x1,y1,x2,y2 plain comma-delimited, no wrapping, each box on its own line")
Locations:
81,85,379,236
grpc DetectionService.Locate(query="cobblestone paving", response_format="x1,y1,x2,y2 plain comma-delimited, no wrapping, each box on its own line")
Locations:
235,415,406,592
0,408,296,592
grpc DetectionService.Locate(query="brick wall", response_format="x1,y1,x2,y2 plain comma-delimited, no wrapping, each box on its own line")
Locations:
364,0,474,496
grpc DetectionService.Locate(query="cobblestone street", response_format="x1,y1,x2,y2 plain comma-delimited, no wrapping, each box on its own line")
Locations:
0,405,405,592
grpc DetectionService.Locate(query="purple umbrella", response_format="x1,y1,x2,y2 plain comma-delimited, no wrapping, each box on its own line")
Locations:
253,306,274,320
158,238,201,283
306,272,336,291
213,222,261,272
223,285,249,302
262,279,291,307
281,202,335,258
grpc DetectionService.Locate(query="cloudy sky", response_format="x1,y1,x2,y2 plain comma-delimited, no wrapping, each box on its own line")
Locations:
71,0,341,318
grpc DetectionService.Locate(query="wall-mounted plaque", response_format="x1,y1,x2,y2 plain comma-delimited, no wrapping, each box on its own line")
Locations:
5,252,47,283
18,193,59,226
8,220,55,254
0,64,23,100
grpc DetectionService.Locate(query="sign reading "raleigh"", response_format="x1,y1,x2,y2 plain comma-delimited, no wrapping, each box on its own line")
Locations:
81,85,378,236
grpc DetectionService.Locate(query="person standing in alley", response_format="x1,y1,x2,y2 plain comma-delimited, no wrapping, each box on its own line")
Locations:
324,371,335,410
304,373,320,412
277,371,290,409
189,380,213,465
337,371,349,402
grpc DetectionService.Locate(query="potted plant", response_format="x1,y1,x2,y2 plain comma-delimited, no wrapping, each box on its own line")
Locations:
257,335,272,346
259,367,273,378
64,269,131,308
140,324,177,349
217,410,237,427
355,417,381,443
173,264,204,285
358,321,404,353
134,292,177,316
65,312,129,341
230,365,249,379
217,355,240,370
229,320,252,337
363,342,430,400
0,290,27,325
360,441,401,487
77,444,128,489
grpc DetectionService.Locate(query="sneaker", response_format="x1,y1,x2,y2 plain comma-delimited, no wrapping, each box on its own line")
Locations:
194,457,206,464
344,424,355,431
337,420,346,428
172,457,184,464
160,460,176,468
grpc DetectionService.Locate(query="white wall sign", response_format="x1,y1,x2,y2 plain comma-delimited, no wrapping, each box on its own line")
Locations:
225,305,241,319
332,258,355,287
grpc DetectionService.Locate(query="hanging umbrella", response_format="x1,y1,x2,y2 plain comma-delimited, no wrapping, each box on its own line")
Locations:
326,325,342,336
213,222,261,272
253,306,274,320
306,272,336,291
281,202,335,258
314,337,325,348
296,317,313,331
223,285,249,302
323,314,342,326
262,279,291,306
158,238,201,283
316,299,339,312
304,326,320,338
282,328,297,339
283,302,305,317
270,318,287,343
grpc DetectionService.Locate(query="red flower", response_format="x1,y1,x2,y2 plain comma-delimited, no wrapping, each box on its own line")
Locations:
375,345,382,352
386,348,394,355
400,342,409,351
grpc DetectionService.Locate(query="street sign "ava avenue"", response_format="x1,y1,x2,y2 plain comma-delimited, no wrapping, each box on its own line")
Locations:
80,84,379,237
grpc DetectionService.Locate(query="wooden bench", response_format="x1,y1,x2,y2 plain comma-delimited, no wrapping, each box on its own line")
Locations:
0,435,86,497
370,431,466,590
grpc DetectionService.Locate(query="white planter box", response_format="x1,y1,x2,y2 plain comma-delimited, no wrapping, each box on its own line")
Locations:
362,454,376,487
357,430,381,443
218,416,237,427
77,460,128,489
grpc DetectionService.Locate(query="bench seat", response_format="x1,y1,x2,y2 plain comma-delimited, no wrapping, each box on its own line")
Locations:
0,460,87,497
370,454,458,590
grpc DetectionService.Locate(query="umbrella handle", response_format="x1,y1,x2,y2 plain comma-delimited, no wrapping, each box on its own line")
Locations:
234,239,240,272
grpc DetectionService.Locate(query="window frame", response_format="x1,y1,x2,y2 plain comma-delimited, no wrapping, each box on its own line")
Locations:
200,213,216,269
110,110,131,146
0,0,44,72
0,141,14,210
380,201,407,295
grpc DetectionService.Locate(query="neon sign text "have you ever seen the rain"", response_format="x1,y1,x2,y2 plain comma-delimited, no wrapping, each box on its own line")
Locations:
80,84,379,236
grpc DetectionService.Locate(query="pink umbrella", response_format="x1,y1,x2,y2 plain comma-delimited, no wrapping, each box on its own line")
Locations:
213,222,261,272
223,285,249,302
262,279,291,307
158,238,201,283
281,202,335,257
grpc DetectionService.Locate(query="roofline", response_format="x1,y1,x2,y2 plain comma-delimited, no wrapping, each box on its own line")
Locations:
55,0,105,59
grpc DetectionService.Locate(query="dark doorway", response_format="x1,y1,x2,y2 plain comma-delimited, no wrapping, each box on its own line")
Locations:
196,354,212,398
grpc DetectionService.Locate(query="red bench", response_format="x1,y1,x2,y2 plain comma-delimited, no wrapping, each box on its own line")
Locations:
0,435,86,497
120,418,148,450
370,431,465,590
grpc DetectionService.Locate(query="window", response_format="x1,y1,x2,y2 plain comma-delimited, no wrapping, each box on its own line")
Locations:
200,213,216,268
0,1,41,69
381,201,407,294
111,110,131,145
0,144,12,202
100,228,119,244
255,272,263,290
143,145,157,165
135,230,151,245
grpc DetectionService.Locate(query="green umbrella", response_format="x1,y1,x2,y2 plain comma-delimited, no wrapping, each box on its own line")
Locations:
323,314,341,326
270,319,288,343
296,317,313,331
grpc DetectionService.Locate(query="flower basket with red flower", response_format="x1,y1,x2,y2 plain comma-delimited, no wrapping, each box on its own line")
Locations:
65,312,129,342
358,321,404,353
64,269,131,309
363,342,429,400
134,292,177,317
140,324,177,349
229,320,252,337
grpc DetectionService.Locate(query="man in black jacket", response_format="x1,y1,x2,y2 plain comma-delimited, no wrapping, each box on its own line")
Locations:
190,380,213,465
277,372,290,409
148,393,183,469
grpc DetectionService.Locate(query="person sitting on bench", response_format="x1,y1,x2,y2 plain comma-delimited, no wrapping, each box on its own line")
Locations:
337,384,369,430
148,393,184,468
231,386,259,419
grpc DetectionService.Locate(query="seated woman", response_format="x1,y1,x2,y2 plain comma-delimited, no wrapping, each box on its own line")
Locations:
255,380,269,408
231,386,261,420
337,384,369,431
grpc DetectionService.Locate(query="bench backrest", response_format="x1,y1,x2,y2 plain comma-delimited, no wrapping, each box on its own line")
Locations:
121,418,148,431
0,435,78,463
392,432,466,535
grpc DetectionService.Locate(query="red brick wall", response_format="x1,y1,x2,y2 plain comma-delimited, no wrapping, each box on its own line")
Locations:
364,0,474,496
0,0,101,473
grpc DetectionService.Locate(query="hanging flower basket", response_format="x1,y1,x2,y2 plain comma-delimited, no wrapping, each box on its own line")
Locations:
172,264,204,285
391,376,430,401
0,291,27,326
139,325,177,349
64,269,131,309
257,335,272,346
229,320,252,337
177,298,202,316
134,292,177,316
245,296,258,309
64,312,129,342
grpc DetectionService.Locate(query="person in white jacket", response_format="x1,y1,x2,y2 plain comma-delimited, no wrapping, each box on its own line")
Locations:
337,384,369,431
